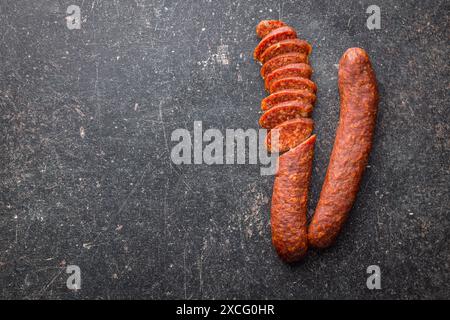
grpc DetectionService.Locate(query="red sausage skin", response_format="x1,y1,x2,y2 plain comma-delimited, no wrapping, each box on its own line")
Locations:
308,48,379,248
271,135,316,262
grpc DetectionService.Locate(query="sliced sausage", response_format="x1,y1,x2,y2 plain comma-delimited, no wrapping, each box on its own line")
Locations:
260,39,312,63
256,20,287,38
254,26,298,61
261,53,309,79
259,101,313,129
261,89,316,111
271,134,316,262
265,118,314,153
264,63,313,90
308,48,379,249
269,77,317,94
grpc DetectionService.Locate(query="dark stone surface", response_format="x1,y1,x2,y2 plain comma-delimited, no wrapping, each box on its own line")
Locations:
0,0,448,299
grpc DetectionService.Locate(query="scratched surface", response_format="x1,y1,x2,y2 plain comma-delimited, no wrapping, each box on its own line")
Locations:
0,0,449,299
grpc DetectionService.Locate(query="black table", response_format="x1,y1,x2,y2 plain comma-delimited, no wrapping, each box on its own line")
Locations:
0,0,448,299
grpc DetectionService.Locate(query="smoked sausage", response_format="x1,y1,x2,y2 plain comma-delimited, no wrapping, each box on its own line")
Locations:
260,39,312,63
269,77,317,94
259,101,313,129
254,26,298,61
265,118,314,153
264,63,313,90
308,48,379,248
256,20,287,38
261,89,316,111
271,135,316,262
261,53,309,79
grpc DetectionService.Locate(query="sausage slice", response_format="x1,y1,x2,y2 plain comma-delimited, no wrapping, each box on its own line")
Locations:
254,26,298,61
308,48,379,248
256,20,287,38
259,101,313,129
271,135,316,262
269,77,317,94
264,63,313,90
261,89,316,111
260,39,312,63
265,118,314,153
261,53,309,79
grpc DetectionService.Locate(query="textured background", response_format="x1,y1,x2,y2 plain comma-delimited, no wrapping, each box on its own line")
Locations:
0,0,448,299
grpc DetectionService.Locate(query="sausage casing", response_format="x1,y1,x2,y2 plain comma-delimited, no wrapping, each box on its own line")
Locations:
308,48,379,248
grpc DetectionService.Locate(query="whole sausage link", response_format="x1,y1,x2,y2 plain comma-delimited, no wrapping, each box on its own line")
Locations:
308,48,379,248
